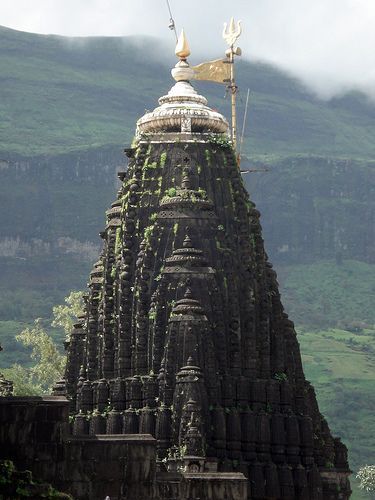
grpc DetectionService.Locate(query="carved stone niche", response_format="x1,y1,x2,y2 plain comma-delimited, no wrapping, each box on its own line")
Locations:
181,116,192,133
183,458,205,473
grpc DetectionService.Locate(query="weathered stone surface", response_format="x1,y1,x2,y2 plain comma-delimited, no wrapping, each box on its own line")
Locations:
0,397,158,500
180,472,247,500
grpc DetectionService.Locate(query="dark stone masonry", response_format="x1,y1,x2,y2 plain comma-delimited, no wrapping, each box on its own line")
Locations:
0,397,156,499
1,48,351,499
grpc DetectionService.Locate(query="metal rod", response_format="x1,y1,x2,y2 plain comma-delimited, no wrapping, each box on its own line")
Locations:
229,47,237,152
239,88,250,159
165,0,178,41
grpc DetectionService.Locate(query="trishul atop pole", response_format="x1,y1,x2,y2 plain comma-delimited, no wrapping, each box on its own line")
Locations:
172,22,243,155
223,17,242,152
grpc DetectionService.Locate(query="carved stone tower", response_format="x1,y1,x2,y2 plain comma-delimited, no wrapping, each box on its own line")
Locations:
58,33,351,499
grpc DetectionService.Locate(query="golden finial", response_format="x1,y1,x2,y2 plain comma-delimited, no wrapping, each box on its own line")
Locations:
223,17,242,47
175,29,191,59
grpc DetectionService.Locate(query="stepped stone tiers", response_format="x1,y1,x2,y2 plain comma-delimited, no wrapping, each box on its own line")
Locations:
56,43,351,499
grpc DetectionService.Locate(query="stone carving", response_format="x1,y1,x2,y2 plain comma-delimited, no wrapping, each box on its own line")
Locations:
181,116,192,133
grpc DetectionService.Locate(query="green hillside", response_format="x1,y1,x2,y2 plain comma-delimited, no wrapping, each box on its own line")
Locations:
0,26,374,498
1,25,375,158
279,260,375,327
299,326,375,499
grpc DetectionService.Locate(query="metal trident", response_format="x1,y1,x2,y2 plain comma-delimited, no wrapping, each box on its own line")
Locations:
222,17,242,47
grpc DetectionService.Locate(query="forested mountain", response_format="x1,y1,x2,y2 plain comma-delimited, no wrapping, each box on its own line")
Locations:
1,24,375,158
0,26,374,498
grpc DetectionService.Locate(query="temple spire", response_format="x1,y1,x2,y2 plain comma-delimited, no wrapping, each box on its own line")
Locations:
61,20,351,498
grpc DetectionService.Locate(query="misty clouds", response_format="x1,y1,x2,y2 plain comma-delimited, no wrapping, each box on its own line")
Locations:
1,0,375,99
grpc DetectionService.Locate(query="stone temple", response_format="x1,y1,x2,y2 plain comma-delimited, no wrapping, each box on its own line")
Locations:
1,35,351,500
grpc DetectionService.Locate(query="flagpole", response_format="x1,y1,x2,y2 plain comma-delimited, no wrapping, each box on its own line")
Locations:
229,46,238,152
223,18,242,159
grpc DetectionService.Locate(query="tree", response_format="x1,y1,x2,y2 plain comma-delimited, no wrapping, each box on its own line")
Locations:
357,465,375,495
51,291,84,340
2,291,84,396
3,319,65,396
0,459,73,499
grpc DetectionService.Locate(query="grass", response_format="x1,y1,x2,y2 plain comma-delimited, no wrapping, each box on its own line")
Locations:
298,326,375,497
277,258,375,497
0,27,165,155
276,258,375,491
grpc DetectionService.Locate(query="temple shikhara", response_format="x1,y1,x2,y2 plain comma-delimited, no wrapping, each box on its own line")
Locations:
1,25,351,500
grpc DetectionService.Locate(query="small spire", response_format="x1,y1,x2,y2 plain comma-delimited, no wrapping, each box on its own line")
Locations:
175,29,191,60
171,29,194,82
181,167,191,189
186,356,194,366
183,234,193,248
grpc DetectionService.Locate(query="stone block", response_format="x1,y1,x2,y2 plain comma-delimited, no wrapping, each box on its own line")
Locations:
62,481,93,500
62,460,91,483
35,420,58,443
64,441,83,462
81,441,104,462
35,403,47,421
96,460,123,481
106,442,126,462
35,442,58,461
46,403,69,422
181,472,247,500
32,459,57,483
0,404,7,423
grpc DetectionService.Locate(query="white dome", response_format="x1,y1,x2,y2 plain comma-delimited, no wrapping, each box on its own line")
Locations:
136,66,229,136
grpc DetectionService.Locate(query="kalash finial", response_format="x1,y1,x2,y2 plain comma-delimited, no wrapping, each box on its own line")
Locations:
171,29,194,82
175,29,190,59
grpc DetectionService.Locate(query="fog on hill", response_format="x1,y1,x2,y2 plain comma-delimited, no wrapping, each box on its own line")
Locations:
1,0,375,99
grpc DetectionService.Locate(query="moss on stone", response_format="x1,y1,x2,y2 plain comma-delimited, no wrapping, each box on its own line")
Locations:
160,152,167,167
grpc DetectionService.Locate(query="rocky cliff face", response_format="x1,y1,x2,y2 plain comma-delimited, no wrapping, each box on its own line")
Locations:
248,156,375,264
0,148,121,321
1,150,373,266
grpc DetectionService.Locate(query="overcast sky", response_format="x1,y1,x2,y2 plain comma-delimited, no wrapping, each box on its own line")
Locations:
1,0,375,99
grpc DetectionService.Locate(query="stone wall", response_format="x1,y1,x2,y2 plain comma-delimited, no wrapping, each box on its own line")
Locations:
180,472,247,500
0,396,248,499
0,396,157,500
0,395,69,482
61,435,156,500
